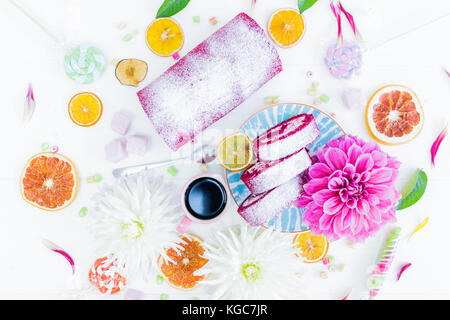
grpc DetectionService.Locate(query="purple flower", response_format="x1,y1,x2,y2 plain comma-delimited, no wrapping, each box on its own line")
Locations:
325,42,362,79
298,135,401,242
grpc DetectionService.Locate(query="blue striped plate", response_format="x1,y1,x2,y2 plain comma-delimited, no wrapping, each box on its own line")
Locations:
226,103,345,233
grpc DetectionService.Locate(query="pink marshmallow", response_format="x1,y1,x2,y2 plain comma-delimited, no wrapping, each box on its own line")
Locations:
124,288,144,300
111,112,132,135
342,88,363,110
127,135,149,156
105,138,128,163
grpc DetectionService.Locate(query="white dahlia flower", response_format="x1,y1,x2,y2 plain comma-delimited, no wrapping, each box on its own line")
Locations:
89,172,184,277
197,224,306,300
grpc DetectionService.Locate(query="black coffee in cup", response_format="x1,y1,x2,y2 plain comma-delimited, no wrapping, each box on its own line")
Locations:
184,177,227,220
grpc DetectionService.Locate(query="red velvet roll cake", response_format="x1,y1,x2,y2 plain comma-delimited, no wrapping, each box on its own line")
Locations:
254,114,319,161
137,13,283,151
241,148,311,195
237,175,304,227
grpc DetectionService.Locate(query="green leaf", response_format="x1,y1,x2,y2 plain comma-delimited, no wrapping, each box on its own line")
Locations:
156,0,191,18
396,169,428,211
298,0,319,14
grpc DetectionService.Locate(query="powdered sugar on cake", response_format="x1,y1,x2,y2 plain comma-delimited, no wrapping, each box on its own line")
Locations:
238,175,304,226
137,13,283,151
241,148,311,195
254,114,319,161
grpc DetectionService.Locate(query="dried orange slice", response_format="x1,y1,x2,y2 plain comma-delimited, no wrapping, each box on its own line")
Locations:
20,153,78,211
146,18,184,57
89,255,127,295
217,132,254,172
68,92,103,127
293,230,329,263
268,8,305,48
365,85,424,145
159,235,208,290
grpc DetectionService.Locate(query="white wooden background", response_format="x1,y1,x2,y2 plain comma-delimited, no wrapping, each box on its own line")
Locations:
0,0,449,299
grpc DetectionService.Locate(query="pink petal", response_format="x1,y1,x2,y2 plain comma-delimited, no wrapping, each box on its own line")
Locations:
309,163,333,179
319,213,335,230
347,144,362,164
368,168,393,184
366,184,394,200
355,153,374,173
323,196,344,215
312,189,336,206
325,148,348,171
304,178,329,195
430,123,447,167
371,151,387,168
397,263,412,281
356,198,370,215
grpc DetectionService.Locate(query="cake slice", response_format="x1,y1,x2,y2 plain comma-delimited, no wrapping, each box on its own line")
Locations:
137,13,283,151
238,175,304,227
254,113,319,161
241,148,311,195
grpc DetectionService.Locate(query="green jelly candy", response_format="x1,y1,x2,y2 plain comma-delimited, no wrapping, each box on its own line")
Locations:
156,275,164,285
327,256,335,264
87,174,103,183
168,166,179,176
122,34,133,42
320,94,330,103
41,143,50,152
79,207,88,217
193,16,200,23
160,293,169,300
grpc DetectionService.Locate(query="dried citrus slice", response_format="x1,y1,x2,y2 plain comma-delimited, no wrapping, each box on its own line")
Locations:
68,92,103,127
217,132,254,172
293,230,329,263
159,235,208,290
365,85,424,145
146,18,184,57
89,255,127,295
20,153,78,211
268,8,305,48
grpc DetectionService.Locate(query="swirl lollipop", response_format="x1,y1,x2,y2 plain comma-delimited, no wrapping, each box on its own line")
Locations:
10,0,106,84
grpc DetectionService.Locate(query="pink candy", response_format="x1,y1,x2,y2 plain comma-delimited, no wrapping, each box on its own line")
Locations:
127,135,148,156
238,175,303,226
137,13,283,151
111,112,132,135
241,148,311,195
105,138,128,163
341,88,363,110
254,114,319,161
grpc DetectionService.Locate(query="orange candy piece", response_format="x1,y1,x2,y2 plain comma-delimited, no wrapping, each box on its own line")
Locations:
89,256,127,295
159,235,208,290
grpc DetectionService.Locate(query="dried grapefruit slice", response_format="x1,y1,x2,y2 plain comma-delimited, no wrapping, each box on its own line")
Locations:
293,230,329,264
158,235,208,290
20,153,78,211
268,8,305,48
365,85,424,145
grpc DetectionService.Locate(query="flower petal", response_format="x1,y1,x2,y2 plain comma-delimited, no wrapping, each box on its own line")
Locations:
347,144,362,164
355,154,374,173
304,178,328,195
356,198,370,215
312,189,336,206
323,196,344,215
319,214,334,230
325,148,348,171
309,163,333,179
369,168,393,184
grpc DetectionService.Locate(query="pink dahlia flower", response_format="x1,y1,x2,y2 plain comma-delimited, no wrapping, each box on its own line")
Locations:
298,135,401,242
